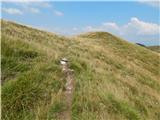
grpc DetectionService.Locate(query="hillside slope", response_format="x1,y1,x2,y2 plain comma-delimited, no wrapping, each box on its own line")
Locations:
1,20,160,120
147,46,160,53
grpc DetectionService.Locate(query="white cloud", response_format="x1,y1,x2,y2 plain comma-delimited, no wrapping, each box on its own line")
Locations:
139,1,160,8
39,2,52,8
84,26,103,31
102,22,119,31
16,1,52,8
2,1,64,17
54,10,64,16
2,0,44,2
123,17,160,35
72,27,78,31
28,7,40,13
82,22,119,35
83,17,159,36
2,1,52,14
2,8,23,15
2,1,62,16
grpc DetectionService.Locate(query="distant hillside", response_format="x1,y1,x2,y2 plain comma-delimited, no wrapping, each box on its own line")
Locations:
147,46,160,53
1,20,160,120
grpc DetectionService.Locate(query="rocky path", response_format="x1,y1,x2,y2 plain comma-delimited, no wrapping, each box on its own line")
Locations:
59,58,75,120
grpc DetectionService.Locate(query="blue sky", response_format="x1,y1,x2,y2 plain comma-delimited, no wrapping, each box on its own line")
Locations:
1,1,160,46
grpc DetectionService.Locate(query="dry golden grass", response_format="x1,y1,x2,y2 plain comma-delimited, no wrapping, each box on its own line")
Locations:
1,20,160,120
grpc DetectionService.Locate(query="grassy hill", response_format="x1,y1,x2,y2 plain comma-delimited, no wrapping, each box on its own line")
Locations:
147,46,160,53
1,20,160,120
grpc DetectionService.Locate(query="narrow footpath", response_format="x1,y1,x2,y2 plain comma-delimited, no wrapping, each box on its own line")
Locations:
59,58,75,120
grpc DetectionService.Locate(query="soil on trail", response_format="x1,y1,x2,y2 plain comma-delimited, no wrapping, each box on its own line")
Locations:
59,61,75,120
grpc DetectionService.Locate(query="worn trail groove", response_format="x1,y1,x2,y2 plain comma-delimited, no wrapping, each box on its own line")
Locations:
59,58,75,120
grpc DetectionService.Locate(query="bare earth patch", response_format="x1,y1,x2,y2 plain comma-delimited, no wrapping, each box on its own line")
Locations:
59,59,75,120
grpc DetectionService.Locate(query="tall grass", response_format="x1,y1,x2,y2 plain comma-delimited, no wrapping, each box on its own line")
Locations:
1,20,160,120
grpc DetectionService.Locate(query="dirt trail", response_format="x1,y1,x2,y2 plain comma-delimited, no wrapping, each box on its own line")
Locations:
59,59,75,120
